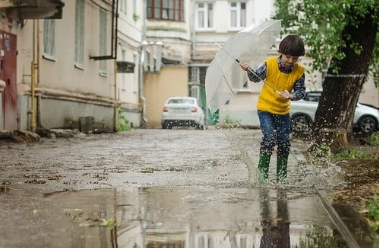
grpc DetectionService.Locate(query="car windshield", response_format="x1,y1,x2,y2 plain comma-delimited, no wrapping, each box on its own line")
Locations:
168,98,194,104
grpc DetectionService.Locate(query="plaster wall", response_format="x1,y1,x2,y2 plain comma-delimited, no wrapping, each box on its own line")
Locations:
144,66,188,128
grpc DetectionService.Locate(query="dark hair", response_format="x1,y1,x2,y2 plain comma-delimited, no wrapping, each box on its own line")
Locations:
278,35,305,56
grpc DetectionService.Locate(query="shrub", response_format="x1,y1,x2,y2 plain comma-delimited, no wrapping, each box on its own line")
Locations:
370,132,379,146
222,115,241,129
117,108,132,131
365,194,379,243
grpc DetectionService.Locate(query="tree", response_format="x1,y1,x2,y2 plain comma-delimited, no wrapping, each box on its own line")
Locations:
274,0,379,151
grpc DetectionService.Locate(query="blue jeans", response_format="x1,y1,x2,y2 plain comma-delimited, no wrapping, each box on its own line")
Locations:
258,110,291,157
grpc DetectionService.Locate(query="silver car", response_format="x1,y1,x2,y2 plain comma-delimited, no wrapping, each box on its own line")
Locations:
290,91,379,134
161,97,205,129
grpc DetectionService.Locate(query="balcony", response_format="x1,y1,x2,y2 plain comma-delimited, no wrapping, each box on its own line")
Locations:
0,0,65,19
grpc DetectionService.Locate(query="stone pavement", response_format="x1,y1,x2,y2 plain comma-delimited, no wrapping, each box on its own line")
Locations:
0,128,348,248
0,128,314,192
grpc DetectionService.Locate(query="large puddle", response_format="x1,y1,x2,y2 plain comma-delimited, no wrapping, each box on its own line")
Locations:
44,186,353,248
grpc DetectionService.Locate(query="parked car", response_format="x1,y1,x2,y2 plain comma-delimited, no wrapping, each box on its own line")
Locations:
290,91,379,134
161,97,205,129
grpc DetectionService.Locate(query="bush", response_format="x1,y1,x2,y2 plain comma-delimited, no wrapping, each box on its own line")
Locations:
335,148,368,160
222,115,241,129
117,108,132,131
370,132,379,146
365,194,379,243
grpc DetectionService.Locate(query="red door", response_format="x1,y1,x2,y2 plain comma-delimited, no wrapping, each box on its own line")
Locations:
1,31,17,130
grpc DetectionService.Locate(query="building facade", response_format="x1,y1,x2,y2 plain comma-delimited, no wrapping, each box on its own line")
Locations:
1,0,378,132
116,0,144,128
141,0,192,128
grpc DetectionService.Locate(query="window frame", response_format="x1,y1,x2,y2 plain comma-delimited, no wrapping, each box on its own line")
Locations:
43,19,56,60
147,0,184,21
229,1,247,30
75,0,85,69
195,2,214,30
99,8,108,76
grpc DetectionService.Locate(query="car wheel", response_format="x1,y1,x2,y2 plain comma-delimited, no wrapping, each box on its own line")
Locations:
291,114,312,133
358,116,377,134
197,124,205,130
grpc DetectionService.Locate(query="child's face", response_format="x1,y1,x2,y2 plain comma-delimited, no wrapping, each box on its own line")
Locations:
281,54,299,68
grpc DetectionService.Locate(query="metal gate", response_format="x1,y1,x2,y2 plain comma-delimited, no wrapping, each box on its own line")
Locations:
0,31,17,130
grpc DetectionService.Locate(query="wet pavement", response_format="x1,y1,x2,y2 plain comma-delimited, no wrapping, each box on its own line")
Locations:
0,128,369,247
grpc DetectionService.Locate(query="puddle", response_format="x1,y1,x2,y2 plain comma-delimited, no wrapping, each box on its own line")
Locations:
40,186,357,248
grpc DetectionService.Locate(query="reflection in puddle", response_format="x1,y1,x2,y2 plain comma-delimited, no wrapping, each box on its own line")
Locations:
48,187,348,247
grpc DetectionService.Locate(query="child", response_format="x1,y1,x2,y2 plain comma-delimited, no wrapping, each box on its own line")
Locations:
239,35,306,183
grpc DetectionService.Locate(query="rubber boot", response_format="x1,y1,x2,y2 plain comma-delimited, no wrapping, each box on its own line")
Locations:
277,157,288,183
258,154,270,183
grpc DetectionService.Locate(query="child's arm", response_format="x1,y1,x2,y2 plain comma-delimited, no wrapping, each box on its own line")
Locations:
239,61,267,82
286,74,306,100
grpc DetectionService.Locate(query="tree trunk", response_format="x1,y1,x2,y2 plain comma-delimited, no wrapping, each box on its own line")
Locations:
312,8,378,151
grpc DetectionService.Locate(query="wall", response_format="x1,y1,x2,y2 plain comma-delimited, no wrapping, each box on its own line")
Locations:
359,76,379,108
144,66,188,128
16,0,116,131
117,0,143,127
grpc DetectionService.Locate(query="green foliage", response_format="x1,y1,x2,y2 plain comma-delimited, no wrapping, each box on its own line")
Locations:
222,115,241,129
370,132,379,146
309,143,331,158
365,194,379,243
133,12,140,21
273,0,379,75
306,143,331,167
103,218,115,230
335,148,369,160
117,108,132,132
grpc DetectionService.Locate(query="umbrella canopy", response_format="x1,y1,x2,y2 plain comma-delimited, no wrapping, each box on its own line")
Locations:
205,20,282,114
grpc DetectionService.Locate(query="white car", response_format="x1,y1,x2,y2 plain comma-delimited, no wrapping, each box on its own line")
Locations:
290,91,379,134
161,97,205,129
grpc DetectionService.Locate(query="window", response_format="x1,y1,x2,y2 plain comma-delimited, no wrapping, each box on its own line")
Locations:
230,2,246,28
43,20,55,58
99,8,107,74
75,0,85,68
121,0,128,15
196,2,213,29
120,0,124,13
147,0,184,21
121,49,126,89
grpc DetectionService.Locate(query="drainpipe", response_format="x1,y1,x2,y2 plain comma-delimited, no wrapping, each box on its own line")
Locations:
36,19,41,128
30,20,36,132
139,0,147,124
114,59,118,131
190,0,196,56
114,0,119,131
140,41,148,124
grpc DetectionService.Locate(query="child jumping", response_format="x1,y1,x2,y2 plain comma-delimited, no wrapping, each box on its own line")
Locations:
239,35,306,183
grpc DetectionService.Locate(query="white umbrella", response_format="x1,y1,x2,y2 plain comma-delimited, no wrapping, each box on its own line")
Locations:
205,20,282,114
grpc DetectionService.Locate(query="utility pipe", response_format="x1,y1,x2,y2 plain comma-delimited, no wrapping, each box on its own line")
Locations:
30,61,35,132
114,59,118,131
36,19,41,128
113,0,119,131
30,20,36,132
139,0,147,124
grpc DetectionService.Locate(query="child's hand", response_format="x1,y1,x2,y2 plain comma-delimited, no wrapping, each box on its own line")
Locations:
280,90,292,100
239,61,252,72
